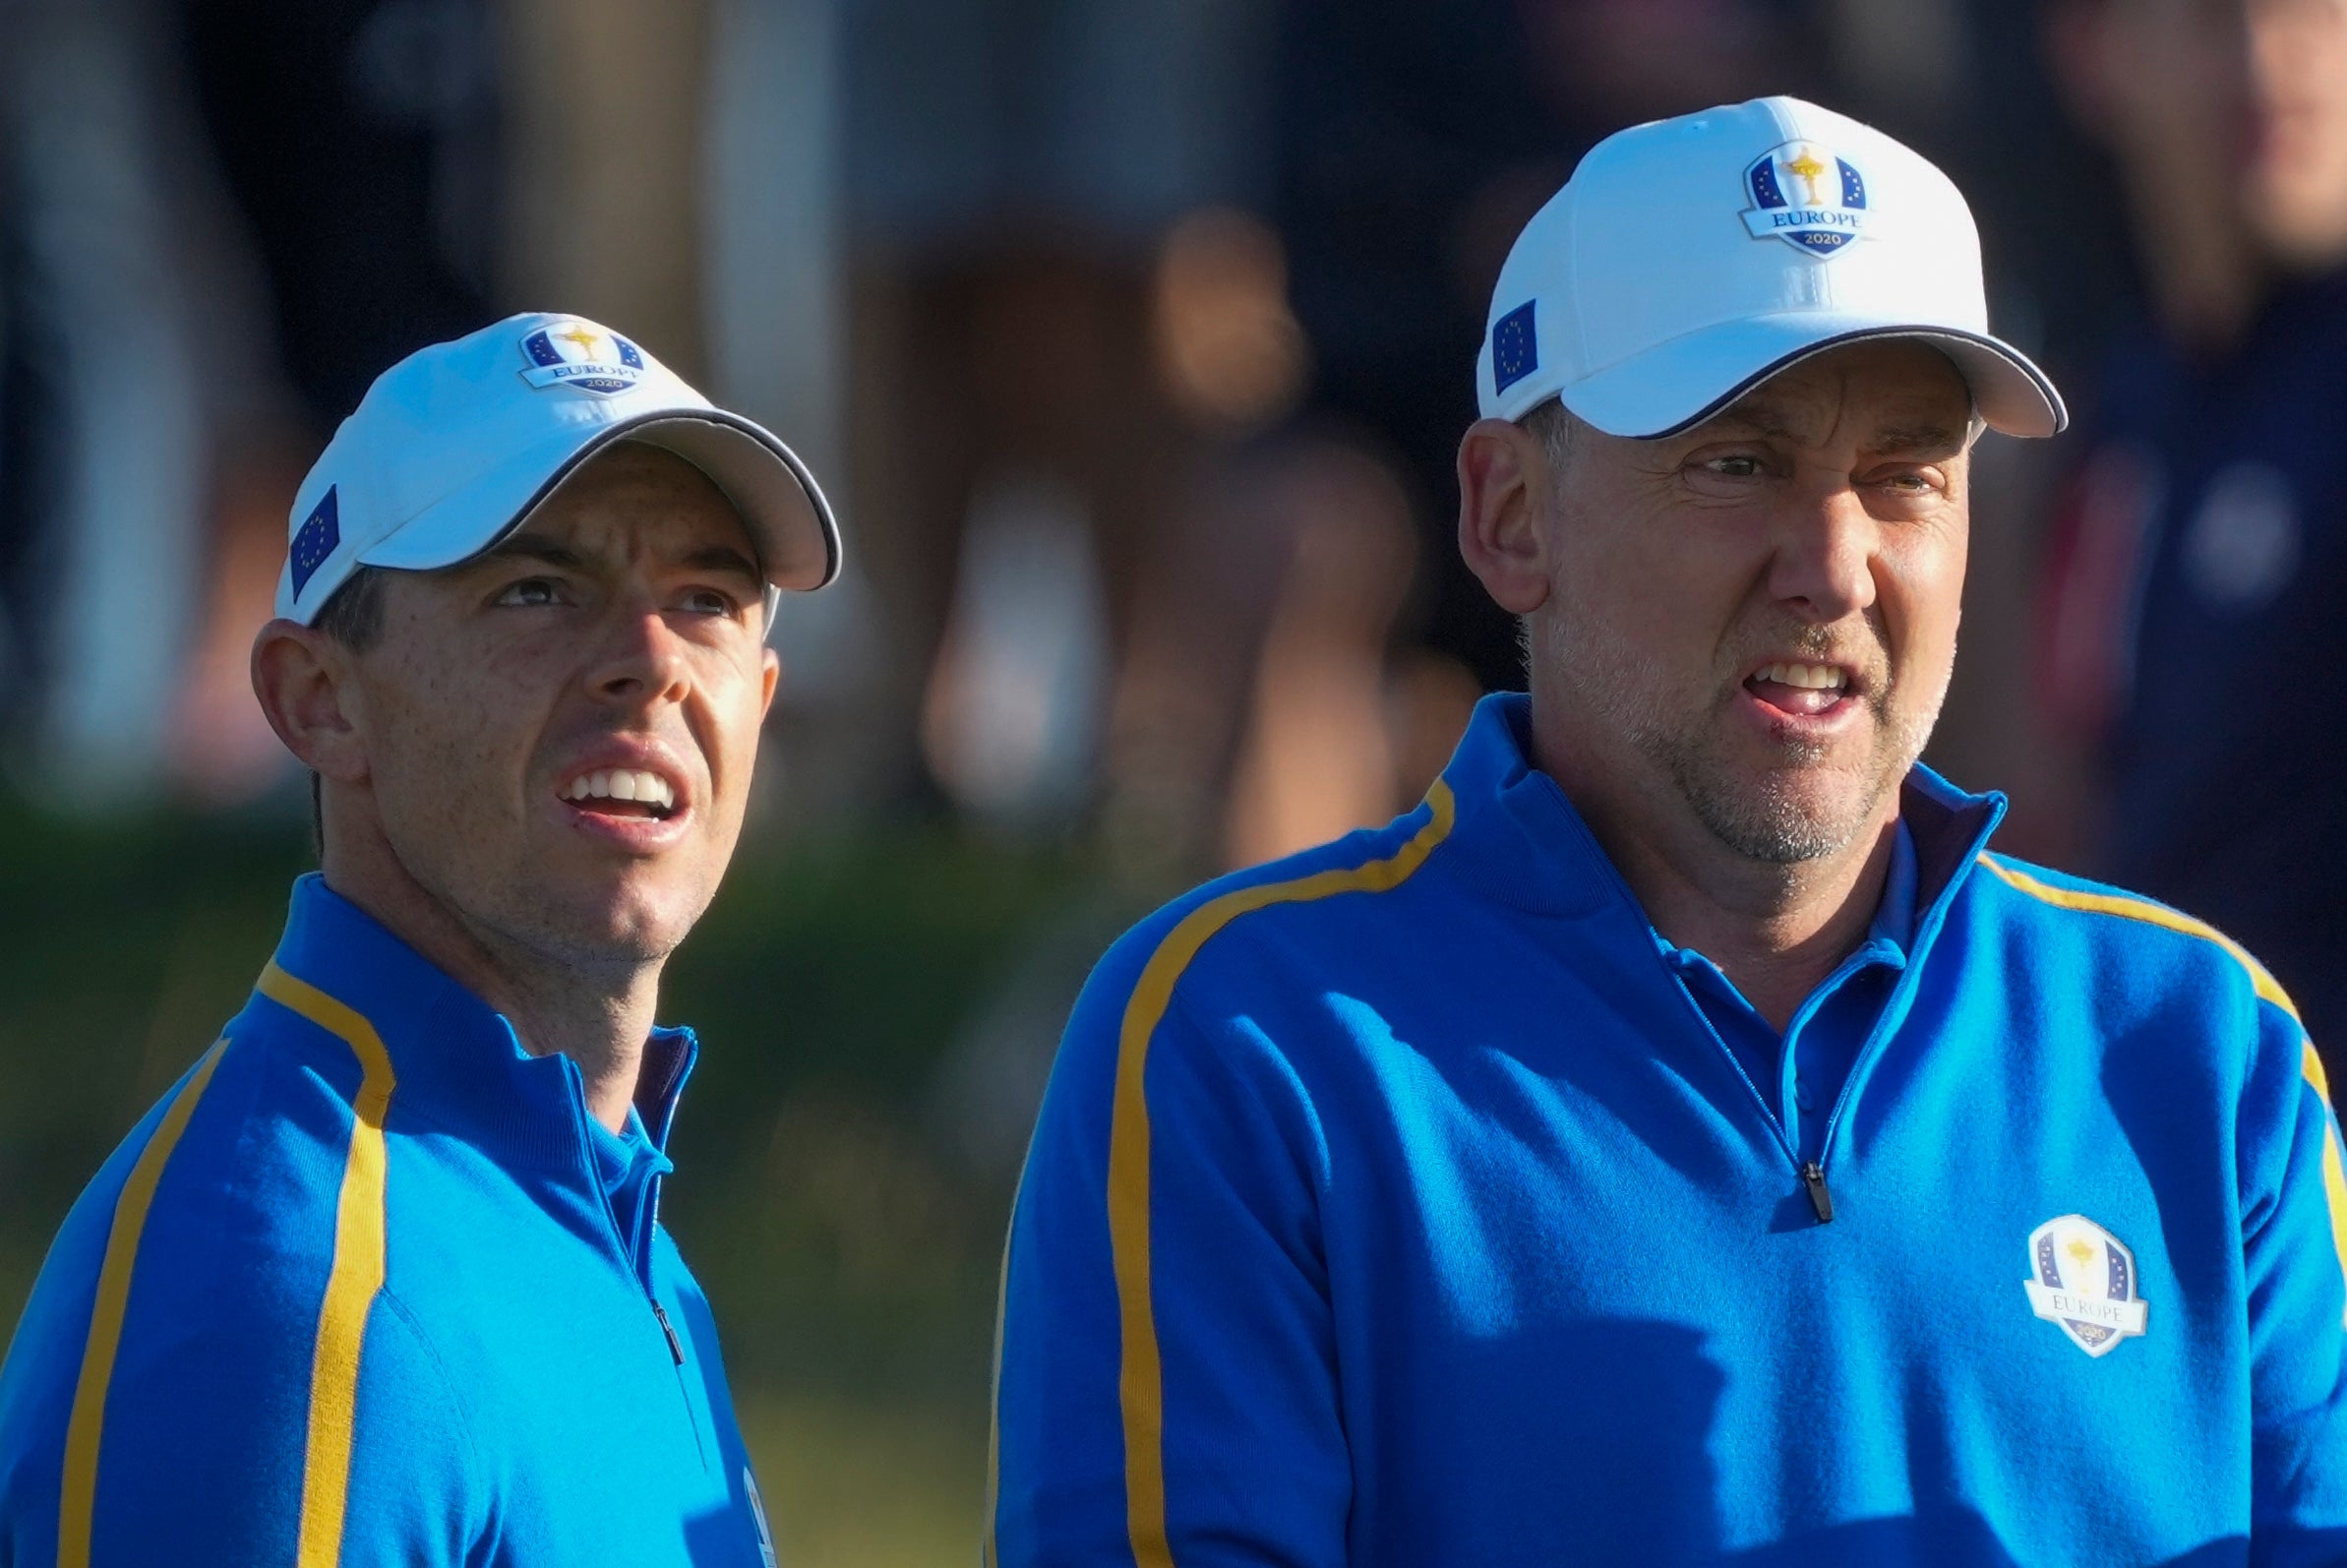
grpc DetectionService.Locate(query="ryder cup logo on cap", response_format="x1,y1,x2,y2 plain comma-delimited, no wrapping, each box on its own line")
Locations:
519,320,648,394
1743,139,1867,253
1476,95,2065,441
273,311,842,634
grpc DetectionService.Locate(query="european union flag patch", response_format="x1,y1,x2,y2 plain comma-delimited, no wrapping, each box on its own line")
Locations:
290,486,340,600
1492,301,1538,395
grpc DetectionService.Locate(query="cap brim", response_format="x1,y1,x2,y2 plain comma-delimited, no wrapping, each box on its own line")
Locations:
1557,313,2067,440
357,409,843,593
614,414,842,591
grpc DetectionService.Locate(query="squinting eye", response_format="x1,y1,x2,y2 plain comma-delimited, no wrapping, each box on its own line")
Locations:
495,577,563,608
682,588,739,616
1705,455,1765,478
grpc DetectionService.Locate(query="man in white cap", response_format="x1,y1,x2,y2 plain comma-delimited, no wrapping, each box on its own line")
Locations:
988,98,2347,1565
0,314,834,1564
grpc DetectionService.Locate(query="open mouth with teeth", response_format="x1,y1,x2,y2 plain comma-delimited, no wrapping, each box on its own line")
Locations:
1744,660,1853,718
562,767,680,820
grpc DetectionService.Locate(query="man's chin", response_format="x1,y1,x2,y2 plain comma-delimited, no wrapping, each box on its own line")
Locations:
516,872,706,968
1685,765,1885,866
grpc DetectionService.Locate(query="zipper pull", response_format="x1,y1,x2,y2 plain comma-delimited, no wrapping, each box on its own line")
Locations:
652,1300,686,1365
1800,1162,1835,1224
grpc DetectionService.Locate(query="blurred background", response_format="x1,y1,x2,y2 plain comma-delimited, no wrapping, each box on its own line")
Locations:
4,0,2345,1559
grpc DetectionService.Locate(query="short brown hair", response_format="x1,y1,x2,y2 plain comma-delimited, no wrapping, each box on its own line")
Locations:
313,565,389,652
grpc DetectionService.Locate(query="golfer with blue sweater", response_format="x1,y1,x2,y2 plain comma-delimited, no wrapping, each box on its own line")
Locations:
0,313,838,1563
989,97,2347,1565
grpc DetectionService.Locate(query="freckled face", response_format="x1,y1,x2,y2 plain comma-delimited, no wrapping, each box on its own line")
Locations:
346,443,778,966
1531,340,1973,863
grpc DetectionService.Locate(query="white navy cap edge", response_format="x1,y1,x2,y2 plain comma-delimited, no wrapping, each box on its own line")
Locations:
1521,317,2069,441
350,410,841,591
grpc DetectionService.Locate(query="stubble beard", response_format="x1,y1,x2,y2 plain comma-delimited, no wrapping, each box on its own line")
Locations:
1548,617,1942,867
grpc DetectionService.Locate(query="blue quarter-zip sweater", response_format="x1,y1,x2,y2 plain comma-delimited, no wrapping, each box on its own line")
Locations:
990,693,2347,1566
0,876,781,1566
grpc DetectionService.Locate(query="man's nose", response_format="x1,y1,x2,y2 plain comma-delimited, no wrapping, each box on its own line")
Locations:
586,605,693,706
1765,483,1879,624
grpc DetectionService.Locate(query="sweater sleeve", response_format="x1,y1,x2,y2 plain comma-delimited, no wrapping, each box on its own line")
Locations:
2241,1001,2347,1563
75,1242,488,1566
0,1056,490,1567
990,936,1351,1567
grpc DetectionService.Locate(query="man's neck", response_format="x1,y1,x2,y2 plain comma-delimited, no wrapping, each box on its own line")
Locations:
1533,718,1900,1033
320,831,658,1133
1609,816,1896,1033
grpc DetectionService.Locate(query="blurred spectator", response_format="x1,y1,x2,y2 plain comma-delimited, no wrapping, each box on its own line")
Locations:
2038,0,2347,1055
501,0,716,380
0,0,509,805
840,0,1303,866
0,0,276,803
179,0,502,428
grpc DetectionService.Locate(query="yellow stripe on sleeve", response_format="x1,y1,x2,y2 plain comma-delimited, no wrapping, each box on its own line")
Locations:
256,960,397,1568
1977,855,2347,1316
57,1039,229,1568
2307,1042,2337,1107
1108,783,1457,1567
1975,854,2299,1021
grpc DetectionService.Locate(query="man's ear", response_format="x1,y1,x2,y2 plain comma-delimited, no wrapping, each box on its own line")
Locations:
251,619,369,783
1456,417,1556,616
759,645,781,719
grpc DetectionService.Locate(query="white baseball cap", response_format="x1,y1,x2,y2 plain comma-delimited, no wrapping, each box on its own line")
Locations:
273,311,842,632
1476,95,2065,439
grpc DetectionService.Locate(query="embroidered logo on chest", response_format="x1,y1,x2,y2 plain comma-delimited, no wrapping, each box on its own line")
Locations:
2024,1214,2148,1357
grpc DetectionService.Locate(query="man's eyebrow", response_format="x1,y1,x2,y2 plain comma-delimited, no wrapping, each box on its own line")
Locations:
1870,423,1967,455
1700,405,1796,440
1694,409,1967,454
679,544,764,581
483,533,764,581
486,532,587,569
